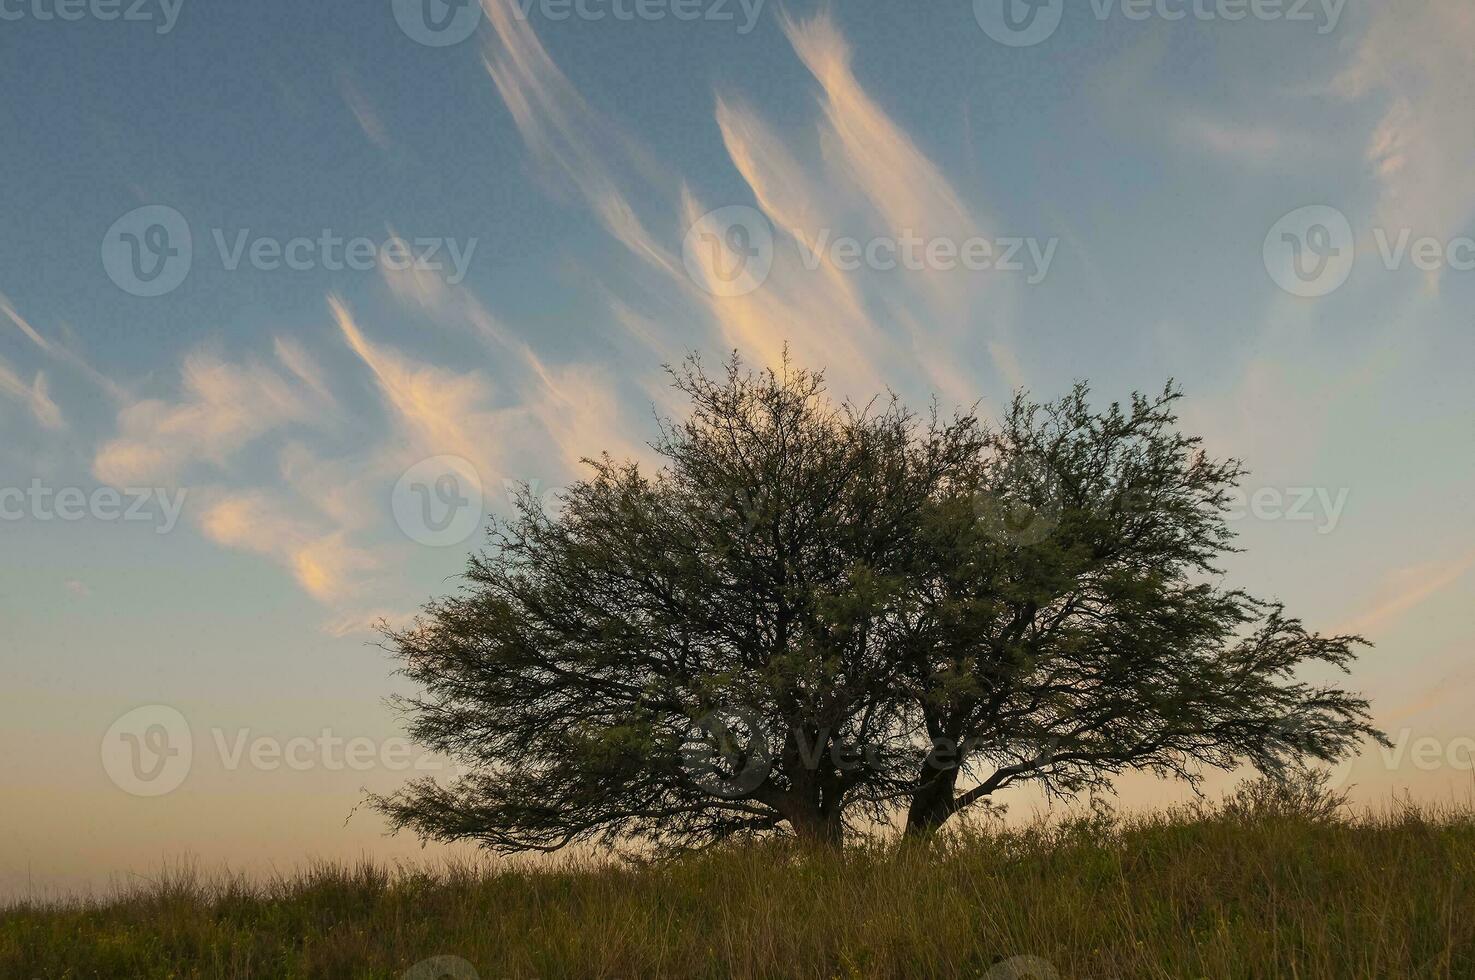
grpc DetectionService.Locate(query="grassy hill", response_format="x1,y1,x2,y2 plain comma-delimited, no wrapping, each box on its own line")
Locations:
5,778,1473,979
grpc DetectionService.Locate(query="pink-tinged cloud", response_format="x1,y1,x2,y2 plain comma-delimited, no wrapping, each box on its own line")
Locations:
92,351,322,486
1337,547,1475,637
197,489,378,602
1335,0,1475,247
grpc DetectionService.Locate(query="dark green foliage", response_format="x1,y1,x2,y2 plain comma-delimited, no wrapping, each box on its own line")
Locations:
371,353,1383,853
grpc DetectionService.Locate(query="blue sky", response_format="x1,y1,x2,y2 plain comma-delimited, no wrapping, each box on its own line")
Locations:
2,0,1473,897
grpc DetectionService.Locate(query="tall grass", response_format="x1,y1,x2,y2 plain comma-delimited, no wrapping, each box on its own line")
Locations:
5,779,1473,978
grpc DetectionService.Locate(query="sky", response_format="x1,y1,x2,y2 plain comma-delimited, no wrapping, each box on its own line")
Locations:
2,0,1473,900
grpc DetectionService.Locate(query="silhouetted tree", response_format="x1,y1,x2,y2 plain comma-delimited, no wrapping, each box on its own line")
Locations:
372,353,1383,853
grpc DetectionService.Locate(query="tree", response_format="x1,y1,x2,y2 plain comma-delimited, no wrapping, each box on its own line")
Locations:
371,353,1383,854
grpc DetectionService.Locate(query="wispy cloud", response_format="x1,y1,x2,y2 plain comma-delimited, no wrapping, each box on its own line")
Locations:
0,357,65,431
1178,116,1291,167
92,350,323,486
39,6,1298,618
273,336,338,408
0,292,53,353
479,0,676,277
67,280,643,611
196,489,378,602
704,97,883,392
336,69,391,151
473,3,1018,401
1,291,125,401
1335,0,1475,245
331,295,503,474
377,262,646,471
319,607,417,639
1337,548,1475,637
781,12,978,249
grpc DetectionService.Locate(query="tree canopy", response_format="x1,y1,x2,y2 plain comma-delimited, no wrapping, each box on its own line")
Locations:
372,354,1383,853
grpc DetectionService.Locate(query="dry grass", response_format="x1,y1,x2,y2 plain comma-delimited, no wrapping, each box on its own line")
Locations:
5,782,1473,978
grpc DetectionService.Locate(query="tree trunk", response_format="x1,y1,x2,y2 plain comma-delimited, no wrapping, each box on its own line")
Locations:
785,803,844,848
904,759,960,838
775,730,845,848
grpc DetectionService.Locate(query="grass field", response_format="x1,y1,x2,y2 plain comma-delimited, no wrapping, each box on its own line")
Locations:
5,778,1472,979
